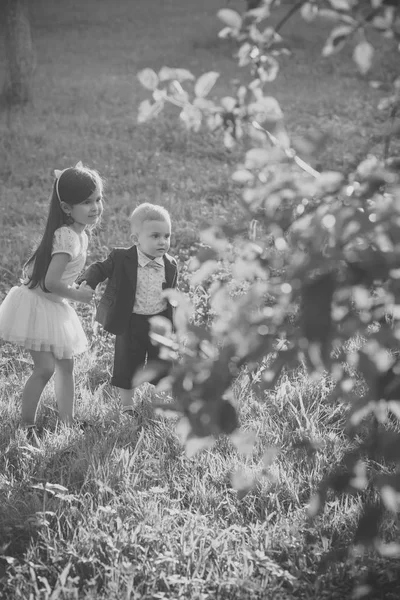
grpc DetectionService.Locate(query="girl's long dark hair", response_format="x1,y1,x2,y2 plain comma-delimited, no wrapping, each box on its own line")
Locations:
25,165,103,291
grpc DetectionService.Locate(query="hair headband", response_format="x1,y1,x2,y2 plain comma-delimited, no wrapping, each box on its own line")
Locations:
54,161,83,203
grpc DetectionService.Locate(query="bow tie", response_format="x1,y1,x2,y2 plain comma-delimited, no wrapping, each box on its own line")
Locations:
147,260,163,270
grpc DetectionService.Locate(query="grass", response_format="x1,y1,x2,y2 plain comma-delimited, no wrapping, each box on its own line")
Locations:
1,0,400,597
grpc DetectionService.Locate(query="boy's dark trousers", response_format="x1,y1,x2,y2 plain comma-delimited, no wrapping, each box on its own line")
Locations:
111,310,171,390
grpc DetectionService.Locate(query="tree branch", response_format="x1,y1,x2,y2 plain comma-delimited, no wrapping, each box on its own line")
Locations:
273,0,306,38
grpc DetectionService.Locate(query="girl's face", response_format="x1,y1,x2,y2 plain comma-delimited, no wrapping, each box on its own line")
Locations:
134,219,171,259
68,187,103,227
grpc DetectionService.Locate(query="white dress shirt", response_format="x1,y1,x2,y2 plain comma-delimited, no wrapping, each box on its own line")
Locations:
133,247,168,315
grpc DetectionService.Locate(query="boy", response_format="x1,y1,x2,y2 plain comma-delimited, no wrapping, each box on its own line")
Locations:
78,203,177,413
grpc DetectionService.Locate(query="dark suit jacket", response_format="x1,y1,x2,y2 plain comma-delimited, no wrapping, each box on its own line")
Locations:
77,245,178,335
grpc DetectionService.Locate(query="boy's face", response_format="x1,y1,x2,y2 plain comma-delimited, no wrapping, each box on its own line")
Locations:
134,219,171,259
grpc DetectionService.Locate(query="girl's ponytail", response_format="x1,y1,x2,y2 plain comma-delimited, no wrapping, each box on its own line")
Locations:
25,182,65,291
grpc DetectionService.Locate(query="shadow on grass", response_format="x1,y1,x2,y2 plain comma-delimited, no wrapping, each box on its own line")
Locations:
0,410,154,594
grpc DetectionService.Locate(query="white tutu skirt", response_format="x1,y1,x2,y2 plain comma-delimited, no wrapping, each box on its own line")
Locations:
0,285,88,360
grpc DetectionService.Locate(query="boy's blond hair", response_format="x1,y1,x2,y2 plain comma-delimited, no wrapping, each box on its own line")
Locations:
130,203,171,235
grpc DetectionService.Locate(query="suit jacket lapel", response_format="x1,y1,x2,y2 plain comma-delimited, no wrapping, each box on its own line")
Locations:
164,254,177,287
124,245,138,291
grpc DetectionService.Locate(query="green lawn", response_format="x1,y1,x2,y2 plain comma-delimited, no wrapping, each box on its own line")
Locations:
1,0,400,598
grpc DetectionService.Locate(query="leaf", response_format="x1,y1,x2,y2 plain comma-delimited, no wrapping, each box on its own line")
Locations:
149,337,177,362
348,397,373,426
262,446,280,467
329,0,351,9
237,42,253,66
378,95,396,111
232,169,255,184
218,26,236,39
193,97,217,111
380,485,400,512
376,542,400,558
137,68,159,91
137,99,164,123
369,80,383,89
179,105,202,131
223,131,236,149
168,81,189,104
244,148,271,169
353,41,374,75
158,67,195,82
372,14,393,30
149,315,173,338
247,4,270,22
194,72,220,98
230,429,257,456
207,113,224,132
190,260,219,286
307,490,327,517
220,96,237,112
318,8,343,20
231,468,255,499
31,482,69,495
349,461,368,490
217,8,242,30
131,360,169,387
175,416,217,456
322,25,353,57
274,124,290,149
170,68,195,82
356,154,380,178
315,171,344,194
153,402,182,419
185,434,215,458
388,400,400,420
301,3,319,22
257,56,279,83
175,417,191,444
248,96,283,124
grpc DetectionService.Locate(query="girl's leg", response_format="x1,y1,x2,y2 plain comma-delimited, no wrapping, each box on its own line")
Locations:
54,357,75,424
21,350,55,426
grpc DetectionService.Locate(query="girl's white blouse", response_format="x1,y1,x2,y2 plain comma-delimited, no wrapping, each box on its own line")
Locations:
51,226,88,287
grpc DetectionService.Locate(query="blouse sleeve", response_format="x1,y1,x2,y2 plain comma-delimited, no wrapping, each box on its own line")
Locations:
52,227,78,258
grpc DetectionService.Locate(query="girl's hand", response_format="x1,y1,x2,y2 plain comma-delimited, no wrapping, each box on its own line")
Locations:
45,256,95,303
75,281,95,305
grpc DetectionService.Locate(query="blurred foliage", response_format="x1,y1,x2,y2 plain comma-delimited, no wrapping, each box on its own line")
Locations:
136,0,400,563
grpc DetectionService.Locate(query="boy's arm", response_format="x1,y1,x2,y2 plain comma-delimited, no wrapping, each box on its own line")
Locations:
76,250,116,290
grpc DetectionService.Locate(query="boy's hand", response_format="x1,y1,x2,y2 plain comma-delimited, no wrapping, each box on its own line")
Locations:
75,281,95,305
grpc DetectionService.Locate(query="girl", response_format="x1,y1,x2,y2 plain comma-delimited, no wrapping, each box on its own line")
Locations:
0,162,103,440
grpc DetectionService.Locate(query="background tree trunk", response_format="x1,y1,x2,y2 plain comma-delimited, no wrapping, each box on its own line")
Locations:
2,0,34,106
